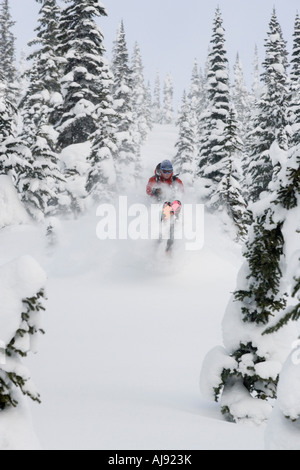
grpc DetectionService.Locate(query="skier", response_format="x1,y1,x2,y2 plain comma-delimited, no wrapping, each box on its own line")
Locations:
146,160,184,199
146,160,183,253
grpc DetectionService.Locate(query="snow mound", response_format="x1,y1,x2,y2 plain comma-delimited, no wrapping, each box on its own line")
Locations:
0,175,30,229
265,350,300,450
0,254,47,347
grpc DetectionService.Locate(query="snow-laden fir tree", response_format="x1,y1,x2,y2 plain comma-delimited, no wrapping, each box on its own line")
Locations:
260,12,300,333
0,0,18,105
231,54,250,202
131,42,150,145
18,0,66,219
288,12,300,147
162,73,174,125
130,42,149,180
15,49,28,107
196,52,210,170
200,139,298,424
197,7,230,208
111,21,136,190
188,59,201,152
231,54,251,142
260,37,300,436
173,91,196,185
251,44,261,101
86,57,117,205
200,23,300,414
242,46,262,202
215,107,247,240
144,81,153,133
55,0,109,149
19,0,62,148
245,8,289,202
20,123,66,222
152,72,162,124
0,256,46,410
0,71,32,194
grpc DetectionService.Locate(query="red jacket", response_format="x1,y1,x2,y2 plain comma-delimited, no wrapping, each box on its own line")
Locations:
146,174,184,197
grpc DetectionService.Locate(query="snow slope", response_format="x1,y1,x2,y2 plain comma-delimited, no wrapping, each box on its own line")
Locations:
0,124,266,450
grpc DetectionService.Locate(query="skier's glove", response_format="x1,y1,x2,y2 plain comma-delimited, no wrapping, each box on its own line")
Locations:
152,188,162,197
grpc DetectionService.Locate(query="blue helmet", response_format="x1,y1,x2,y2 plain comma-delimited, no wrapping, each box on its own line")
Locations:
160,160,173,174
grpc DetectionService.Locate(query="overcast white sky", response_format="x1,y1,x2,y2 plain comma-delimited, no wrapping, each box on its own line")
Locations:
9,0,300,108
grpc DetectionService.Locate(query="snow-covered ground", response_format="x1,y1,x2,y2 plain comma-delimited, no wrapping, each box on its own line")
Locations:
0,124,267,450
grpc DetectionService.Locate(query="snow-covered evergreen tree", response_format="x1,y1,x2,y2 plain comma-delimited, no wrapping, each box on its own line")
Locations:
197,7,230,207
130,42,150,180
200,22,300,413
200,139,298,424
18,0,66,219
55,0,108,149
251,44,261,101
260,14,300,331
0,256,46,410
20,123,66,222
0,70,32,194
245,9,289,202
86,61,117,204
144,81,153,132
131,42,150,145
0,0,17,105
152,72,162,124
19,0,62,147
242,46,262,201
162,73,174,124
288,12,300,146
232,54,251,141
173,91,196,185
111,21,136,190
216,107,247,240
188,59,201,151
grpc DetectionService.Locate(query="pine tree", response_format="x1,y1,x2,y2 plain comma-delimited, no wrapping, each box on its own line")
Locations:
246,9,289,202
18,0,66,219
173,91,196,185
111,21,136,190
20,123,66,221
216,107,247,240
144,81,153,132
288,13,300,146
260,13,300,332
200,139,298,423
0,0,17,105
242,46,262,201
55,0,108,149
20,0,62,147
0,256,46,410
86,60,117,204
232,54,251,141
0,71,31,192
152,72,162,124
188,59,201,150
162,73,174,124
130,42,149,180
197,7,230,208
251,44,261,101
131,42,150,144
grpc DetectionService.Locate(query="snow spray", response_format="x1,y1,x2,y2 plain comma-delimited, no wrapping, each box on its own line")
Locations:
95,196,204,251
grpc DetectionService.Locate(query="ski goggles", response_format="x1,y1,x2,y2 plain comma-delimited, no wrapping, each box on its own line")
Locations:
161,169,173,174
